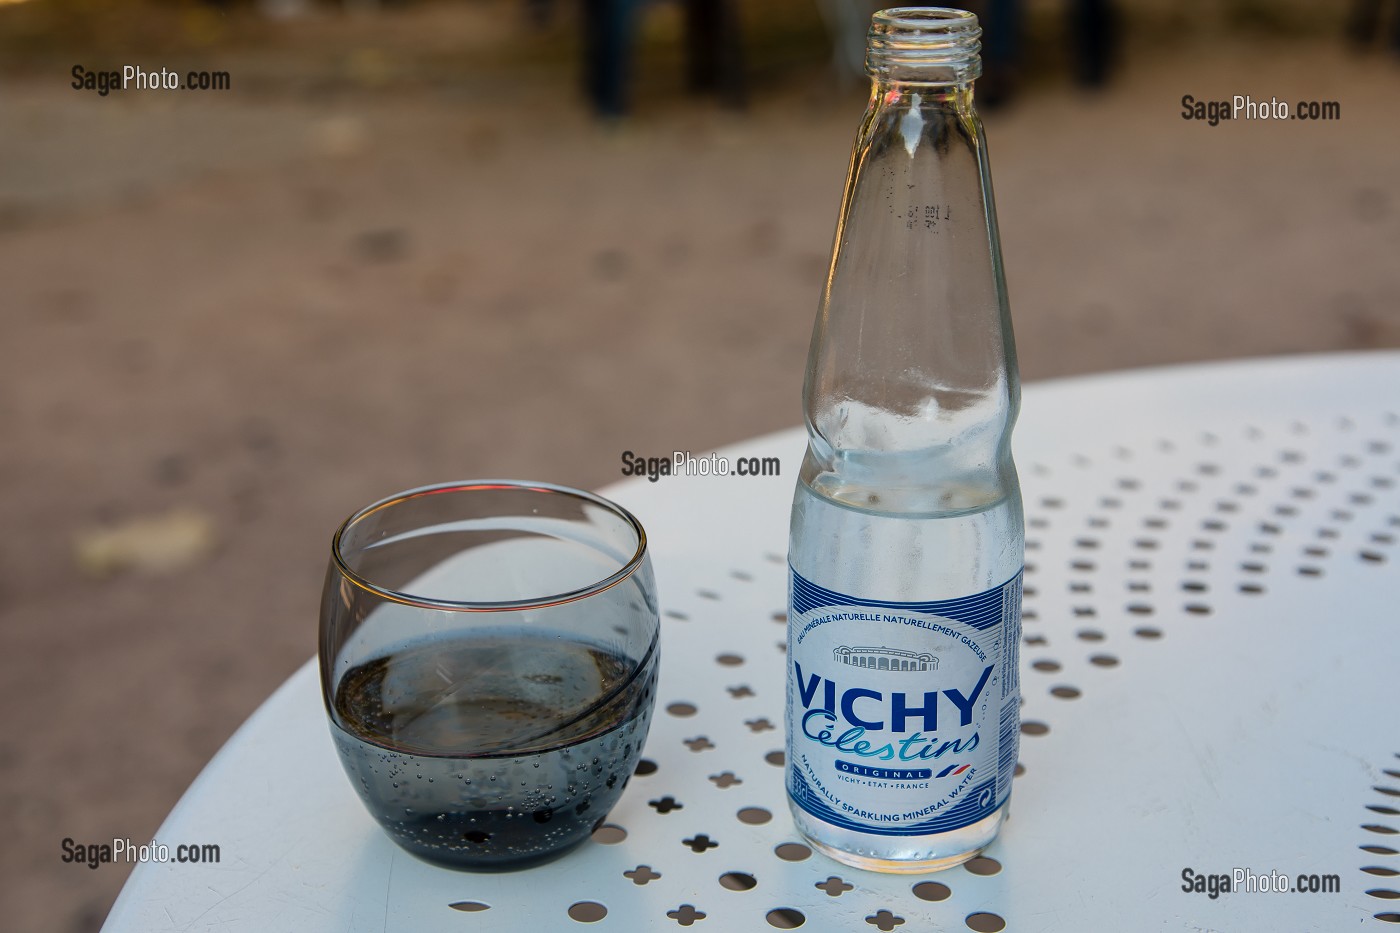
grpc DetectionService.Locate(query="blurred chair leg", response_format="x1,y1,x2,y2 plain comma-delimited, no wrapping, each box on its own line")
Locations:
684,0,747,108
1071,0,1115,88
582,0,636,118
979,0,1021,107
1345,0,1381,45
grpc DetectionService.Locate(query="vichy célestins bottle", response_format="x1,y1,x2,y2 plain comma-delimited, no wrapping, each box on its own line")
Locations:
785,7,1024,873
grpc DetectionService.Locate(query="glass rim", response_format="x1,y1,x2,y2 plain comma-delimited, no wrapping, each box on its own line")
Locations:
872,7,979,30
330,480,649,612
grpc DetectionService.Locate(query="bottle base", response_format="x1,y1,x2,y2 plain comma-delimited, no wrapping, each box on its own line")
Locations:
790,801,1007,874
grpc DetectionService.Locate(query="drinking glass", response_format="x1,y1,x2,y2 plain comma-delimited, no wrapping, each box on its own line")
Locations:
319,481,659,871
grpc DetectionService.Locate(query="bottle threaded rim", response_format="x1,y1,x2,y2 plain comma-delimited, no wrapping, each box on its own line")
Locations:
866,7,982,79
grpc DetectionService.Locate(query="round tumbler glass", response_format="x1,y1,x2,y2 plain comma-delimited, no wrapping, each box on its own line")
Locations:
319,481,659,871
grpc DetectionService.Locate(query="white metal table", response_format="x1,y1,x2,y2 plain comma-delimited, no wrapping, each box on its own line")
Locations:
103,352,1400,932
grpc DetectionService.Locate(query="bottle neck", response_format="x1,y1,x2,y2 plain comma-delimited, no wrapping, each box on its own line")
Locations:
869,81,976,116
865,7,982,87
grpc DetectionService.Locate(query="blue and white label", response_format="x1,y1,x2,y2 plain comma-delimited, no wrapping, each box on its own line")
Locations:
785,569,1022,837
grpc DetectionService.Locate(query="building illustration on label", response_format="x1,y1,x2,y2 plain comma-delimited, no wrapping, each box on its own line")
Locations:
833,645,937,672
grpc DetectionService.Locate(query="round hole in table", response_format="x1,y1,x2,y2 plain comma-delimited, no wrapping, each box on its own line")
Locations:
667,702,698,717
775,843,811,861
738,807,772,825
719,871,757,891
965,856,1002,876
1021,721,1050,736
449,901,490,912
965,911,1007,932
1050,685,1081,700
568,901,608,922
766,908,806,928
592,825,627,844
912,881,951,902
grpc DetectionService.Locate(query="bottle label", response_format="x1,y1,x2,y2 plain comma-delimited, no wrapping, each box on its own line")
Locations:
785,569,1022,837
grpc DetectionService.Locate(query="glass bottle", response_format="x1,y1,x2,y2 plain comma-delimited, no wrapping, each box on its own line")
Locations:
784,7,1024,873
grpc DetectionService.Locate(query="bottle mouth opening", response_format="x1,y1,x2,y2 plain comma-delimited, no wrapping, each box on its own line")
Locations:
866,7,982,78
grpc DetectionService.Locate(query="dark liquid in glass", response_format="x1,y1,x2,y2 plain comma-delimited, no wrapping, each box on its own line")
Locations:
330,634,655,870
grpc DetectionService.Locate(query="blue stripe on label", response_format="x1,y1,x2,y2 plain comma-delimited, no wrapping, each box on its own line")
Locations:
790,569,1021,631
835,760,932,780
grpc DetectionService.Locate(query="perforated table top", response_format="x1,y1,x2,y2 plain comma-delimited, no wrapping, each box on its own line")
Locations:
103,353,1400,932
